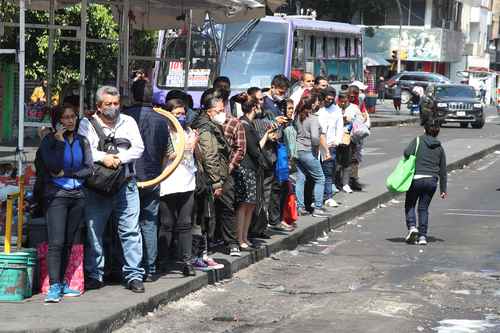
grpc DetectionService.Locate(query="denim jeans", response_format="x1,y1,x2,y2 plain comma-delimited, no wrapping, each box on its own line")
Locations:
321,147,337,200
296,150,325,209
84,180,145,283
139,186,160,275
405,177,438,236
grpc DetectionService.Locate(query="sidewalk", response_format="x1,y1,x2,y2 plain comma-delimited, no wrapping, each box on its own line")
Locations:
1,136,499,333
370,99,419,128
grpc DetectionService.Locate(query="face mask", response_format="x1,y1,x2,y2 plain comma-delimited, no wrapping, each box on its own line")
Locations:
273,94,284,102
101,106,120,121
325,100,335,108
177,114,187,128
212,112,226,125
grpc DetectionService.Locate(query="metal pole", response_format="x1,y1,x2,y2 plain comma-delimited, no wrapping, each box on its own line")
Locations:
18,0,26,176
47,0,55,107
396,0,402,73
122,0,130,97
183,9,193,93
79,0,87,114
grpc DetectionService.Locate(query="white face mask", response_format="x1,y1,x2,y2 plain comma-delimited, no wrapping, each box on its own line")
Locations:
212,112,226,125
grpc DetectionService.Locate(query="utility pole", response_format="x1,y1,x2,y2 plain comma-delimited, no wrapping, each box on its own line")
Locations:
396,0,403,73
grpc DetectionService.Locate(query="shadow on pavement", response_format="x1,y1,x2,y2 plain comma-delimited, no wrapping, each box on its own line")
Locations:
386,236,445,243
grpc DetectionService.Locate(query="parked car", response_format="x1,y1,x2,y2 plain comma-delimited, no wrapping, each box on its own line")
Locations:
385,71,451,104
420,84,484,129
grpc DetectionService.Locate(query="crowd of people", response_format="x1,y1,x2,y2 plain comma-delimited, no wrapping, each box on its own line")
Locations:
34,72,373,303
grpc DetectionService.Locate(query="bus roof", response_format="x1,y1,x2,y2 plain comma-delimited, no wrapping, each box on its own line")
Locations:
260,16,362,35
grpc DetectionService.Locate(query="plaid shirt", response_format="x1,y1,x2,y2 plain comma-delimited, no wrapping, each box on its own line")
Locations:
222,116,246,171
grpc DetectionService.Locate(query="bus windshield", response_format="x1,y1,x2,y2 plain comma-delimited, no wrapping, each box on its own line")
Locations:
157,31,218,90
220,21,287,90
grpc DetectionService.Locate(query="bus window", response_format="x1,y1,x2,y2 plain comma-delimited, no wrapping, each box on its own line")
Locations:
338,61,351,81
157,32,217,90
220,21,287,90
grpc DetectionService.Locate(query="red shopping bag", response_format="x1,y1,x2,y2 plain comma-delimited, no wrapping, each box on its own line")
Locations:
283,183,298,225
38,242,85,294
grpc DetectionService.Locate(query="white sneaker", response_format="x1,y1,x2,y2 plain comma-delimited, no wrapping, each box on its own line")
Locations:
417,236,427,245
405,227,419,244
342,185,353,193
324,198,339,207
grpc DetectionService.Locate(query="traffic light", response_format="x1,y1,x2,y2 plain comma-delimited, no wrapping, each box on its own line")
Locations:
390,50,398,71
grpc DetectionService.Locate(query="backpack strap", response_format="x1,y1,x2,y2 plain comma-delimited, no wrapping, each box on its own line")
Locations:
88,116,108,152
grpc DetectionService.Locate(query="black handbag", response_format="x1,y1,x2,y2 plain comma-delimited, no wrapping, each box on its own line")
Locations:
85,117,128,195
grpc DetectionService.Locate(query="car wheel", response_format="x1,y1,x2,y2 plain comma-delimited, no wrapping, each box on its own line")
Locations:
460,123,469,128
471,118,485,129
401,90,411,104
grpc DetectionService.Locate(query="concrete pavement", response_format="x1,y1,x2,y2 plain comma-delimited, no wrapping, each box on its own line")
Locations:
1,121,500,332
116,153,500,333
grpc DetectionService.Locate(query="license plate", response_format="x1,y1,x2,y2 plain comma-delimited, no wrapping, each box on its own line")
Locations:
457,111,466,116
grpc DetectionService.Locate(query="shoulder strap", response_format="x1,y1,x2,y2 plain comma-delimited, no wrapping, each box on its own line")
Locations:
414,137,420,155
88,116,107,151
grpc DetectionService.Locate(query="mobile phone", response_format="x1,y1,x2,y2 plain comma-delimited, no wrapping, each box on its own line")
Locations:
56,123,66,132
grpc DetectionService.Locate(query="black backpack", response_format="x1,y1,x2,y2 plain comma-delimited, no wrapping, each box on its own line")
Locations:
85,117,129,195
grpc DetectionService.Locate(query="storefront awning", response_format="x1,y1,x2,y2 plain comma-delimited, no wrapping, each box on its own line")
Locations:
363,53,390,67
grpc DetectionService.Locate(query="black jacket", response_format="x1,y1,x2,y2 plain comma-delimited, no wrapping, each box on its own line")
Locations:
239,115,266,171
404,135,447,193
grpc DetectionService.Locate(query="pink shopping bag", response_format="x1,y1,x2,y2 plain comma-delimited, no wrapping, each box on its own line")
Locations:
38,242,85,294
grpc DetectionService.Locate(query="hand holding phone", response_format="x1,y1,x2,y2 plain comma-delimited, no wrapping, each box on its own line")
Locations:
54,124,66,142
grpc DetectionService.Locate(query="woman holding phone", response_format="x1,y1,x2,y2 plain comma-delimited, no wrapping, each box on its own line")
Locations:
39,104,93,302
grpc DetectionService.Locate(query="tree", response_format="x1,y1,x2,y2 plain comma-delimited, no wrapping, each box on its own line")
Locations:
299,0,389,23
0,3,120,96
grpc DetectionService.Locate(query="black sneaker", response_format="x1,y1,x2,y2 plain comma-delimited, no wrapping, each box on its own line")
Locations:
312,208,330,218
249,232,272,240
350,178,363,191
143,273,160,283
85,277,103,290
298,208,310,216
128,279,145,293
182,263,196,277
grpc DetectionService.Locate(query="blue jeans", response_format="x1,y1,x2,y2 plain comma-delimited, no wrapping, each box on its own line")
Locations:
321,147,337,200
296,150,325,209
139,186,160,275
84,180,145,283
405,177,437,236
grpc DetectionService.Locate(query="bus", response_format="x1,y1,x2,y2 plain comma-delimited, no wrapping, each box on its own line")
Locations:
153,16,363,106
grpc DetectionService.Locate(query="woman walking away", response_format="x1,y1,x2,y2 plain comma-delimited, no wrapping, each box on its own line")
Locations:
403,119,447,245
159,99,197,276
233,93,268,250
39,105,93,303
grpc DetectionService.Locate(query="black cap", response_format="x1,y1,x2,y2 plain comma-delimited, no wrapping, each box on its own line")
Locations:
324,86,336,97
338,90,349,98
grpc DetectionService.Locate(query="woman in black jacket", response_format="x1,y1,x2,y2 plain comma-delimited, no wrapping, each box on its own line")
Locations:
233,93,273,250
403,119,447,245
39,104,93,302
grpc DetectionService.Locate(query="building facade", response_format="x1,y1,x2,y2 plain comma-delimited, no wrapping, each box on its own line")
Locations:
360,0,492,84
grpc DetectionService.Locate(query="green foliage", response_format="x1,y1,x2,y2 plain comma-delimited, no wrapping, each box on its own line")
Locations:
300,0,389,23
0,3,121,95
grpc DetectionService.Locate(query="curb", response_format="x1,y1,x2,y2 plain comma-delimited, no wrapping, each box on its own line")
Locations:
8,142,500,333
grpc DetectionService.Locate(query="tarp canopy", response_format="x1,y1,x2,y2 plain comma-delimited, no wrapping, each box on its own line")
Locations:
363,52,390,67
17,0,284,28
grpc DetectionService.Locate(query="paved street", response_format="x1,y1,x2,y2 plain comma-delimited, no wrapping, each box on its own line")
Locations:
117,152,500,333
364,105,500,167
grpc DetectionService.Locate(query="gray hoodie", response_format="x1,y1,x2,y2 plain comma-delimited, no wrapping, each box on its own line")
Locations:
404,135,447,193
